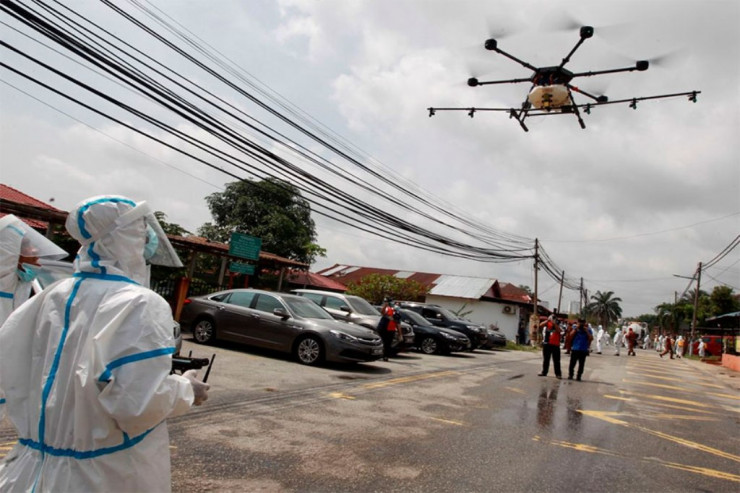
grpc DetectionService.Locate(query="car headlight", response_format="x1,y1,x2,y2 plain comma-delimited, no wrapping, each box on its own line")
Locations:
441,332,457,340
329,330,359,342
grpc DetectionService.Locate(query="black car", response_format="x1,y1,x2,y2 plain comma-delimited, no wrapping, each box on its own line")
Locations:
396,309,471,355
397,302,488,350
481,327,507,349
180,289,384,365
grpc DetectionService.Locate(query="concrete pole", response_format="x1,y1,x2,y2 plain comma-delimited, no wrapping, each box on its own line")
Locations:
530,239,540,346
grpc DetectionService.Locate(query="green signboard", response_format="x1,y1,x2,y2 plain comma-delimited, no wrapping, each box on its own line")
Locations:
229,232,261,260
229,262,255,275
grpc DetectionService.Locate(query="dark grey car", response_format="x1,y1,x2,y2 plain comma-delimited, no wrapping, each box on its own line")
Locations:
180,289,384,365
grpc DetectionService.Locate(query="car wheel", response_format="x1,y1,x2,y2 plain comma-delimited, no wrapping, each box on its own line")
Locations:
295,335,324,365
420,336,439,355
193,318,216,344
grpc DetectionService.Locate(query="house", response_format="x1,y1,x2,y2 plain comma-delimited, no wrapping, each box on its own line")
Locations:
316,264,542,342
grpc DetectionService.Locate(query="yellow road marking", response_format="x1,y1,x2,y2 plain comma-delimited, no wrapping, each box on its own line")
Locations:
706,392,740,401
429,417,465,426
504,386,526,394
546,438,740,482
618,390,714,409
328,392,356,400
605,394,721,415
579,410,740,463
362,371,458,390
626,371,727,389
0,441,16,447
623,379,687,391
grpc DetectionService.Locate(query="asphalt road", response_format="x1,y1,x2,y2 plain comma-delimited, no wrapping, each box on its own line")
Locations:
165,338,740,492
1,338,738,492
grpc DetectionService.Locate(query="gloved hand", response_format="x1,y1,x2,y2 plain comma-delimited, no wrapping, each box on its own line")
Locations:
182,370,210,406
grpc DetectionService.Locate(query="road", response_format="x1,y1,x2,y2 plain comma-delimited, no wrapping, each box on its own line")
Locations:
2,338,738,492
166,338,739,492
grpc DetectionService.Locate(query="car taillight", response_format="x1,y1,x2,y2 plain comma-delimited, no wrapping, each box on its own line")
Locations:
183,299,192,304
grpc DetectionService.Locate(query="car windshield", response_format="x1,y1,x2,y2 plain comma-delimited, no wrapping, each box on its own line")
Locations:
401,309,430,326
285,297,334,320
346,296,380,315
436,306,462,321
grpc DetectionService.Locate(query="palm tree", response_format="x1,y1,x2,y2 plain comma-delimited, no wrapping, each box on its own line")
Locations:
586,290,623,329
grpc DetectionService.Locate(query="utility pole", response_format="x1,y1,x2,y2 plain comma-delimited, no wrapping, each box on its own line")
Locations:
556,270,564,314
530,239,540,346
690,262,702,343
579,277,584,316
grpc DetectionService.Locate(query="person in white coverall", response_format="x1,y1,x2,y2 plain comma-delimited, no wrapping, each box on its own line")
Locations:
0,196,209,493
0,214,68,324
0,214,68,423
613,328,624,356
595,325,605,354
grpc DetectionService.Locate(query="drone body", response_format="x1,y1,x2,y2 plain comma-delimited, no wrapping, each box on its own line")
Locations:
429,26,699,131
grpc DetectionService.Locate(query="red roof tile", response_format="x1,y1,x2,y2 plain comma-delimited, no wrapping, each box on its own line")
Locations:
286,271,347,291
0,184,63,212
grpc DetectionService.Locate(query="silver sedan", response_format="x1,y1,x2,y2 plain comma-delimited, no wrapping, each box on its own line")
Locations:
180,289,384,365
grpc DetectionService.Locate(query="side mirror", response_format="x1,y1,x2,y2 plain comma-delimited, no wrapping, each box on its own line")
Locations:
339,305,352,314
273,307,290,320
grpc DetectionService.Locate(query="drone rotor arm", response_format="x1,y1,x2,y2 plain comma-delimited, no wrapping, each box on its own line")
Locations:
570,65,645,78
486,43,539,72
567,84,604,103
473,77,533,86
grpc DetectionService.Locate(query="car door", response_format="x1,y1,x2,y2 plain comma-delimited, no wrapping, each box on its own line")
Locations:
250,293,299,351
421,307,445,327
323,295,353,323
217,291,259,344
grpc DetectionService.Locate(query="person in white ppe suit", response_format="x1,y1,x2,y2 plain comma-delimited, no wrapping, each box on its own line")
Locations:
0,196,209,493
595,325,605,354
0,214,68,421
0,214,68,324
613,328,624,356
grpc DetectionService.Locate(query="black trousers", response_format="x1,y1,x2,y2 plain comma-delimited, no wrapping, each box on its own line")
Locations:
379,330,396,357
569,350,588,379
541,344,561,377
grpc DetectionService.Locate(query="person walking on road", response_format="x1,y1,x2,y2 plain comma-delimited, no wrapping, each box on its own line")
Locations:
613,327,624,356
675,335,685,358
377,297,400,361
625,327,638,356
0,196,209,492
538,315,562,379
698,337,706,358
595,325,605,354
660,334,674,359
568,318,593,381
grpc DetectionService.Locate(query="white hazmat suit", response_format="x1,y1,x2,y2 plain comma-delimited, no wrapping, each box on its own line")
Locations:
0,196,201,492
613,328,624,356
0,214,67,324
595,325,605,354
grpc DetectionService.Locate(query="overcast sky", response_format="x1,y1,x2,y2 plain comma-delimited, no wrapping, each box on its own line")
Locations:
1,0,738,316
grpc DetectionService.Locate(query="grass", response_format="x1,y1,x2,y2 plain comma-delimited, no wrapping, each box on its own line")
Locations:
505,340,540,352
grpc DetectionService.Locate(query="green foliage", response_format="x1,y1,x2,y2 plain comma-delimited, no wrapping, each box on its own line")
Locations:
154,211,192,236
709,286,739,315
199,178,323,265
345,274,428,305
584,290,623,329
517,285,532,295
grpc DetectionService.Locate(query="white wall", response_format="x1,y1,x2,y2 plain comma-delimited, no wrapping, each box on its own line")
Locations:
425,295,521,342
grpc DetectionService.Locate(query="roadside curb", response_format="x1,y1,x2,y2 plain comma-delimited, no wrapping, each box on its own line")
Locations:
676,354,739,391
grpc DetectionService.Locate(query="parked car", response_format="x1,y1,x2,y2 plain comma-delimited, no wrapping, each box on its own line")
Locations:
397,302,488,350
396,308,470,355
180,289,384,365
481,327,507,349
291,289,414,351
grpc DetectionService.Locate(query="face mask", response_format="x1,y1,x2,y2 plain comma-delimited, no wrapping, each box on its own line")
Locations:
144,226,159,260
16,264,38,283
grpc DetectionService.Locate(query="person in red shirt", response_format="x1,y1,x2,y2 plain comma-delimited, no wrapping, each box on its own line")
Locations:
377,297,400,361
538,315,562,379
625,327,638,356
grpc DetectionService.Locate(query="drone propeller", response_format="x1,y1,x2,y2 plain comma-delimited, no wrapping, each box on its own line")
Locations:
544,12,628,41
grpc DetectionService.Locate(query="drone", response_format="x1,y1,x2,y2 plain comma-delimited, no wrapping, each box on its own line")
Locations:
427,26,700,131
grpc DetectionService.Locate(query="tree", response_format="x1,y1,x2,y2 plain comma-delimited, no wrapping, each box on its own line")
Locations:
709,286,739,316
154,211,192,236
199,178,324,265
345,274,428,305
585,290,623,329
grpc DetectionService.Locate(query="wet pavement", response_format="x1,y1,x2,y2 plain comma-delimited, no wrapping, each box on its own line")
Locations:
1,345,738,492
